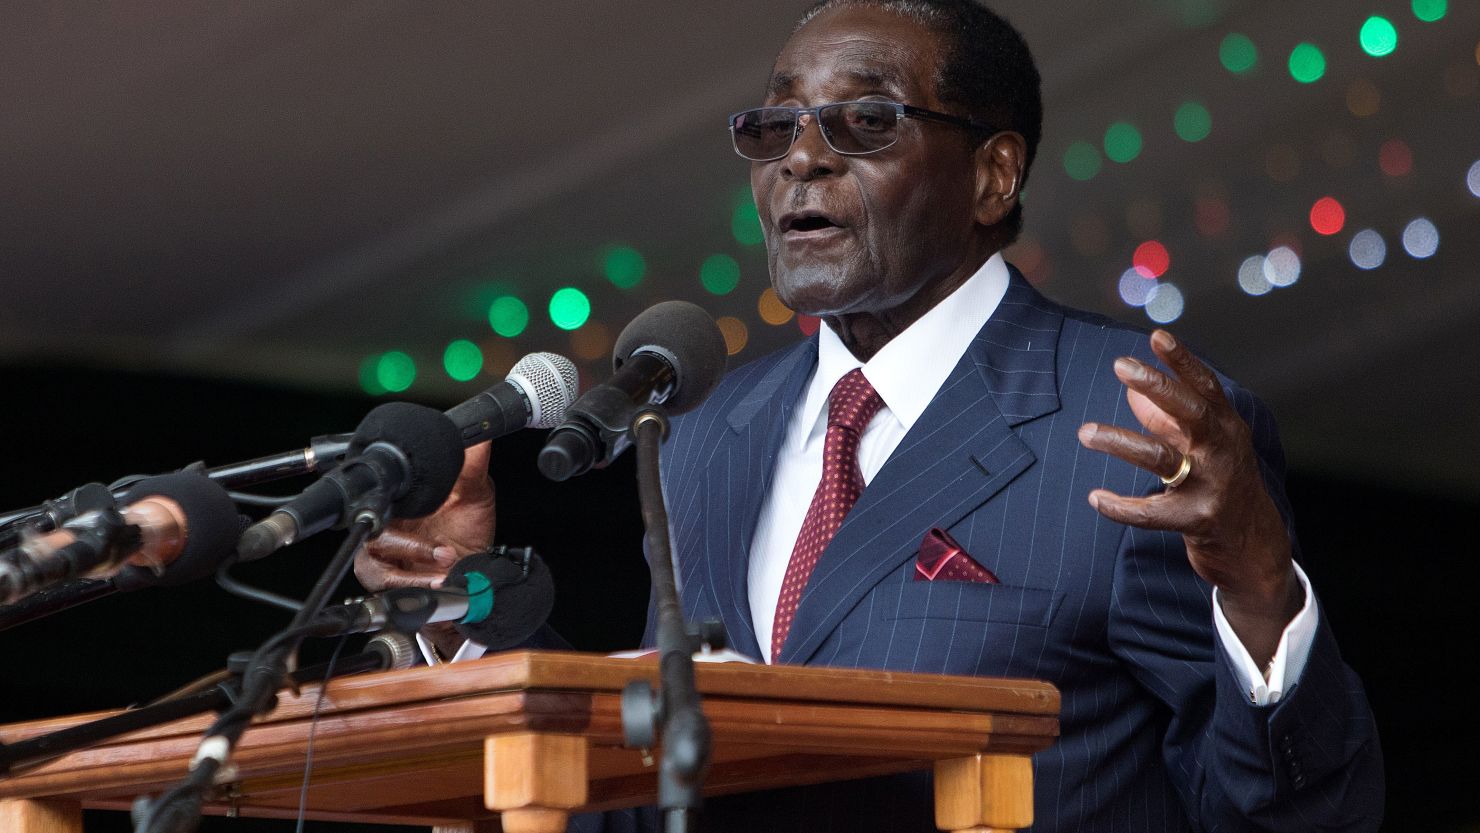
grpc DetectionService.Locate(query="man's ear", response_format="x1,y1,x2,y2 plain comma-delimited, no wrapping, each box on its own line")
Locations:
972,131,1027,228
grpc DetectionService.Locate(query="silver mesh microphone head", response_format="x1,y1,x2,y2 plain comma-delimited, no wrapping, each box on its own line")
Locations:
507,352,579,429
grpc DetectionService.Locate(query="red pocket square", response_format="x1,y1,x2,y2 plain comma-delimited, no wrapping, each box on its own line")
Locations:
914,527,999,583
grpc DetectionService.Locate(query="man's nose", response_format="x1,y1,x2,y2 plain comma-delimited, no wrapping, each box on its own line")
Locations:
781,113,841,181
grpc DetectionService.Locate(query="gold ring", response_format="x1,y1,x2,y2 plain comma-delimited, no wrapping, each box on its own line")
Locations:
1160,453,1192,489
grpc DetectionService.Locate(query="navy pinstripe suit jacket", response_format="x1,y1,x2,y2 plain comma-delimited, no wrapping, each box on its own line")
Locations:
606,271,1381,832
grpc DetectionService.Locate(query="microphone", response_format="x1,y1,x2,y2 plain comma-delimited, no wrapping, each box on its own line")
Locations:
0,472,240,606
538,301,727,481
236,403,464,563
445,352,580,446
312,547,554,650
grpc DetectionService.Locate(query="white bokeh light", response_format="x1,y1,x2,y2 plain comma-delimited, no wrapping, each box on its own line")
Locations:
1348,229,1386,270
1117,267,1156,307
1237,255,1272,296
1144,282,1184,323
1468,160,1480,199
1401,217,1439,259
1263,246,1302,287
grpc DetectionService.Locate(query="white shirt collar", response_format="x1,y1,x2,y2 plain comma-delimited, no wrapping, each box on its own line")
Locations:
799,252,1011,438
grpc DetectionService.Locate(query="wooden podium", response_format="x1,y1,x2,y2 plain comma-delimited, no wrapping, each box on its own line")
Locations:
0,651,1059,832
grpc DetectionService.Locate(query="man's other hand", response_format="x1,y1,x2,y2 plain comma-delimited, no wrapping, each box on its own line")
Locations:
1076,330,1302,668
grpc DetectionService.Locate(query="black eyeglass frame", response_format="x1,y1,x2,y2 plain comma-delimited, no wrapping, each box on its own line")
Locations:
727,99,998,162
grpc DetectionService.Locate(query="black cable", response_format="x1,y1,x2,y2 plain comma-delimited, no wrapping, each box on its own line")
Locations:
226,491,295,508
215,562,304,612
295,632,349,833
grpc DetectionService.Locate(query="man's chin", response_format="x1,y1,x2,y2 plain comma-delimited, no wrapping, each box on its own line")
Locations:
773,265,862,318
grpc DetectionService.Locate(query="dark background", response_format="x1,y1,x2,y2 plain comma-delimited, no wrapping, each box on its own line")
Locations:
0,365,1474,832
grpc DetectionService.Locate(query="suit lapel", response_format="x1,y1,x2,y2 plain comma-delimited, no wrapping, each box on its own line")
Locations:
702,339,817,660
778,271,1065,665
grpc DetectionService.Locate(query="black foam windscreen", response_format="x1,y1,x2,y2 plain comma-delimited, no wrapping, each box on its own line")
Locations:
348,402,464,518
444,549,555,651
116,471,241,588
611,300,727,415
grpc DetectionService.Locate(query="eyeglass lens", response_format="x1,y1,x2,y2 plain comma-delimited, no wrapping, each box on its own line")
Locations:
732,102,899,161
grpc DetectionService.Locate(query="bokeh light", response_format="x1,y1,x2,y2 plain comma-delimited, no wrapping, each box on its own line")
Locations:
1360,16,1398,58
1412,0,1447,22
732,188,765,245
1220,33,1258,74
1237,255,1273,296
488,295,529,338
1467,160,1480,197
1309,197,1346,236
548,287,591,331
1064,141,1103,181
1195,195,1231,237
1174,101,1213,142
1118,267,1156,307
716,316,749,356
358,355,387,395
569,320,612,362
1402,217,1440,258
1288,43,1327,83
443,339,483,382
1265,144,1300,182
797,314,821,336
1379,139,1414,176
1070,213,1111,256
1144,283,1185,324
700,253,742,295
376,351,416,393
602,245,645,289
1263,246,1302,287
1104,122,1143,163
1133,240,1171,278
758,287,794,325
1346,80,1381,116
1349,229,1387,270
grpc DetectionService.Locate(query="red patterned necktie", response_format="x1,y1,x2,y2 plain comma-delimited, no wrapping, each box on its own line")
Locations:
771,368,885,661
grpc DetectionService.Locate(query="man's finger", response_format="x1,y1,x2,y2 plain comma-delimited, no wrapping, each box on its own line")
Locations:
1113,357,1208,429
354,556,447,592
363,529,440,567
1078,423,1185,482
1150,330,1224,403
1086,489,1185,532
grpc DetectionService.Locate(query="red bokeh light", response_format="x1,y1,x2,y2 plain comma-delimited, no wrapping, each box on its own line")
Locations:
797,314,820,336
1309,196,1346,236
1379,139,1413,177
1194,196,1230,238
1132,240,1170,278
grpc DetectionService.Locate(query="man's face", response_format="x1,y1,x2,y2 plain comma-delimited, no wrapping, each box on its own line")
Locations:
752,5,982,319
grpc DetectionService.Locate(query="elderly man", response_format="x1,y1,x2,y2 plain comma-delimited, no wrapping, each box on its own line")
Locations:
357,1,1382,830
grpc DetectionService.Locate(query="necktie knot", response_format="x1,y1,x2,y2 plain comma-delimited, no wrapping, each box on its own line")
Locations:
827,369,883,434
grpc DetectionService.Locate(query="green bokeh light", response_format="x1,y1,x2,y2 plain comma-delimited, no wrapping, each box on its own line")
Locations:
700,254,742,295
358,355,387,396
602,245,645,289
488,295,529,337
1173,101,1213,142
731,191,765,246
1412,0,1446,22
1288,42,1327,83
1360,16,1398,57
443,339,483,382
1103,122,1143,163
1219,33,1258,74
548,287,591,330
1063,141,1102,181
376,351,416,393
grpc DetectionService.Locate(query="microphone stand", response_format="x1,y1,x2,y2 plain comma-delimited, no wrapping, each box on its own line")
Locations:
131,495,383,833
621,408,711,833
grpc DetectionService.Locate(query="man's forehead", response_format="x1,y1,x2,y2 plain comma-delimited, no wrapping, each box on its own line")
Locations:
766,63,911,98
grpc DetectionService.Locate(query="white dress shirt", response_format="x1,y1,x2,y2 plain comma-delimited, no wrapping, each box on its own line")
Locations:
745,253,1317,705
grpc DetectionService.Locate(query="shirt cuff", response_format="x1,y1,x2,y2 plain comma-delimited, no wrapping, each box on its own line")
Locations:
1211,560,1318,706
414,633,490,665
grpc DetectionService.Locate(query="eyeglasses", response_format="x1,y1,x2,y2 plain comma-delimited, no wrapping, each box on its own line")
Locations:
728,99,994,162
